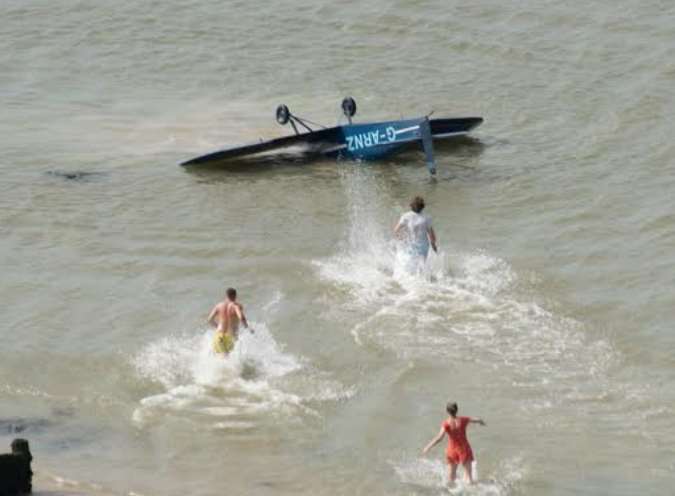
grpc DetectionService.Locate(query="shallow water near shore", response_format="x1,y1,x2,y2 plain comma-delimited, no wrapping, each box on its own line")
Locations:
2,1,675,494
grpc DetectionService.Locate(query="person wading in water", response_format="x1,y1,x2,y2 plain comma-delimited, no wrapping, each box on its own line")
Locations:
422,402,485,485
207,287,252,355
394,196,437,273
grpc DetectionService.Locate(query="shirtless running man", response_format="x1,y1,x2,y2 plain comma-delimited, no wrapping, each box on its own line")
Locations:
207,287,252,355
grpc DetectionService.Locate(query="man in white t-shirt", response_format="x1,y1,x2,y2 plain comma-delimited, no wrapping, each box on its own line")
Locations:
394,196,438,263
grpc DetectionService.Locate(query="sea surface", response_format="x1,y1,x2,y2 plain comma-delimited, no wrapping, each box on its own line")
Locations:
1,1,674,495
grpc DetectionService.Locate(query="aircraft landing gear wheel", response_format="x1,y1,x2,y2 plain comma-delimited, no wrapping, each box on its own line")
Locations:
276,104,290,125
341,97,357,119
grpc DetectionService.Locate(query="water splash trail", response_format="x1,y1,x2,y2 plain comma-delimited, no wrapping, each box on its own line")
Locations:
132,309,355,429
391,455,526,495
310,168,672,492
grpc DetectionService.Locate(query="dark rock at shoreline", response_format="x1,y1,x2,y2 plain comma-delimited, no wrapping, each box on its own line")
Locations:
0,439,32,495
0,418,52,435
45,170,106,182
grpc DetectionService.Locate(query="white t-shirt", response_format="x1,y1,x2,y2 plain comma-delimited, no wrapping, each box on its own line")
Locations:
397,211,432,250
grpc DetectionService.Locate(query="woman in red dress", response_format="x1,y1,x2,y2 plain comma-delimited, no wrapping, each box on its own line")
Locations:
422,402,485,484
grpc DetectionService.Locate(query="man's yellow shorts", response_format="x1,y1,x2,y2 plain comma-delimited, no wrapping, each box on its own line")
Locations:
213,332,235,354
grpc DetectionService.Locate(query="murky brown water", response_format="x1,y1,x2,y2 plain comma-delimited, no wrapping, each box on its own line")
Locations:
2,1,674,494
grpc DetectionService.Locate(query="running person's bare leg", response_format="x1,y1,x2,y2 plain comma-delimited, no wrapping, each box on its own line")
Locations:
448,462,458,484
462,461,474,484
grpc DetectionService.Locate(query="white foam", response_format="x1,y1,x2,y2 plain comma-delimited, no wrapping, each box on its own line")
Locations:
391,455,526,495
132,319,353,427
314,167,622,416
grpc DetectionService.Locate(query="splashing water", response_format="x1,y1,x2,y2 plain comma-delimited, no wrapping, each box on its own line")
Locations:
392,456,526,495
131,320,354,428
133,322,299,388
314,168,628,419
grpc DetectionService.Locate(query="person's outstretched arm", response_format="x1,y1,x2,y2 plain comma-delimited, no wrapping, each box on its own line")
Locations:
468,417,486,426
428,226,438,253
207,305,218,328
235,304,253,333
422,425,445,454
393,219,404,239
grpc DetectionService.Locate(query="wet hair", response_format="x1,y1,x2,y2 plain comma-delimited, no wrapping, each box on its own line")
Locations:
410,196,425,213
226,288,237,300
446,402,458,417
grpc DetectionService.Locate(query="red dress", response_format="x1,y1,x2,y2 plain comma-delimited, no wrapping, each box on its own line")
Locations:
443,416,474,464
